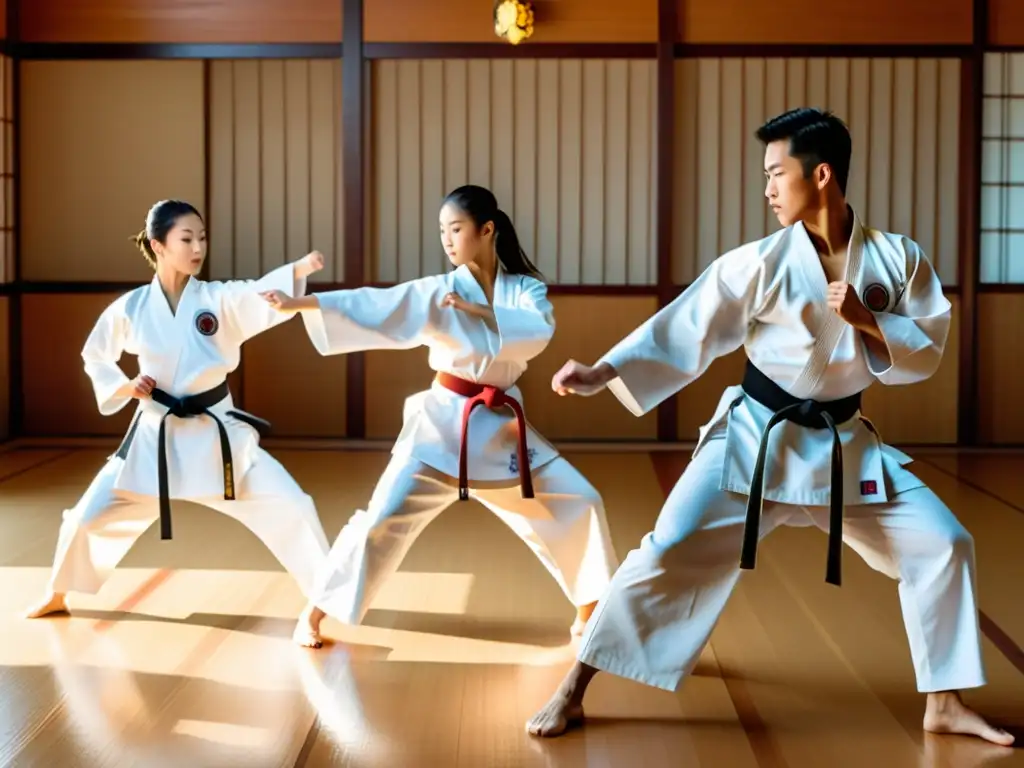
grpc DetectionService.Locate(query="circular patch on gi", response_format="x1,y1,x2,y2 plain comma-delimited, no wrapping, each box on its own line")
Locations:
861,283,890,313
194,310,219,336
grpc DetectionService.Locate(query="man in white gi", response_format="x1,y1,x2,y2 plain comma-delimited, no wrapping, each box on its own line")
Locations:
526,108,1014,747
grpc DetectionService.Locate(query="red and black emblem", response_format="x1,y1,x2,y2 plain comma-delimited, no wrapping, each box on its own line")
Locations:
861,283,890,313
194,310,219,336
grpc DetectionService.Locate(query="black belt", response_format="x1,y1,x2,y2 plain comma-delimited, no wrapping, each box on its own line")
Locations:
113,380,270,541
737,360,862,586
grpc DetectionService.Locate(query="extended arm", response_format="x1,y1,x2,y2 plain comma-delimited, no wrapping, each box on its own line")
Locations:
221,252,320,342
297,278,443,356
596,249,765,416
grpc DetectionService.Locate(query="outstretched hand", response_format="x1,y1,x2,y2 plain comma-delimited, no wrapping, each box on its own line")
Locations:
551,359,614,397
260,289,298,312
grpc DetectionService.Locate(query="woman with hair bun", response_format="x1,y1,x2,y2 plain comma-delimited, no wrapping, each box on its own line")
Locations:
262,184,619,645
25,199,332,649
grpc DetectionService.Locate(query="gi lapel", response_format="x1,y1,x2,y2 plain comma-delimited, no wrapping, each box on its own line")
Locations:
788,212,865,399
453,263,506,374
453,264,489,306
143,275,197,390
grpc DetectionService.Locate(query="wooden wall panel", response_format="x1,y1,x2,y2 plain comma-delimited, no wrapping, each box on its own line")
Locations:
516,296,658,440
673,57,961,287
0,296,7,442
679,0,972,44
0,0,5,41
241,317,348,438
990,0,1024,47
21,293,136,437
0,56,11,285
980,53,1024,283
365,0,656,43
977,293,1024,445
21,61,205,282
21,0,342,44
364,295,659,441
677,293,960,444
208,59,344,282
371,59,656,285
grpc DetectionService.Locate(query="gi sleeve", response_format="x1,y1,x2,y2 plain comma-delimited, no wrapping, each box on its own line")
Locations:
864,239,951,386
301,277,443,356
492,277,555,363
81,296,134,416
598,247,766,416
220,263,307,342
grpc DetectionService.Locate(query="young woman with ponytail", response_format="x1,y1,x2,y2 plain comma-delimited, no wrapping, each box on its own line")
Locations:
25,199,333,649
262,184,618,644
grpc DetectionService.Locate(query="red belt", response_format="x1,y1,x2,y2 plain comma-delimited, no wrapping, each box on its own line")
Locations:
435,372,535,501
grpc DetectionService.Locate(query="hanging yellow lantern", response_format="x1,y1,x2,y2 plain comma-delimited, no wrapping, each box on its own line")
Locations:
494,0,535,45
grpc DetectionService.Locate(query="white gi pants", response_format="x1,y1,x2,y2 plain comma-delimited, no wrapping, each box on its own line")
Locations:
48,451,331,600
577,434,985,694
311,454,619,625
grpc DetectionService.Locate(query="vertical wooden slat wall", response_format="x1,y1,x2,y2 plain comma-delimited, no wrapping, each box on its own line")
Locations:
3,0,1024,446
672,57,962,285
208,60,344,282
370,59,657,285
0,54,10,441
2,0,15,442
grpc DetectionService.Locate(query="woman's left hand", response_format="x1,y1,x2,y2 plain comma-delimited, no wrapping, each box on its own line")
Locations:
442,291,472,313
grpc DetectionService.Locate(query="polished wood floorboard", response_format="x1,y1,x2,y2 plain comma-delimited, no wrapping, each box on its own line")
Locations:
0,445,1022,767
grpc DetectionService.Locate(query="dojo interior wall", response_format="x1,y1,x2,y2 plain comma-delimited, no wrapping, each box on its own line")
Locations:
27,0,1006,46
0,51,11,443
13,55,965,444
6,0,1024,447
19,1,343,44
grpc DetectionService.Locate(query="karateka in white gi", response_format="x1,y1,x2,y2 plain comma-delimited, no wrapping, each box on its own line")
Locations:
527,108,1014,747
261,184,619,649
25,199,332,649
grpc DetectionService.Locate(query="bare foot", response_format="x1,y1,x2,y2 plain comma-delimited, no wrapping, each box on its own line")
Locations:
293,604,326,649
526,661,596,738
24,591,69,619
924,691,1015,746
570,601,597,637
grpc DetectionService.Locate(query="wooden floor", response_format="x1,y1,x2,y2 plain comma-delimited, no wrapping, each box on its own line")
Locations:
0,443,1022,767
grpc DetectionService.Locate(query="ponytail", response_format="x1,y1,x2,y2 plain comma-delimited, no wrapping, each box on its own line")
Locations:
441,184,544,281
134,229,157,270
492,209,543,280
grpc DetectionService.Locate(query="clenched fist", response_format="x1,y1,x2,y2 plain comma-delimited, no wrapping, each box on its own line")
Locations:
303,250,325,273
442,291,471,313
293,250,325,280
827,281,873,328
550,359,615,397
260,289,299,312
130,374,156,400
